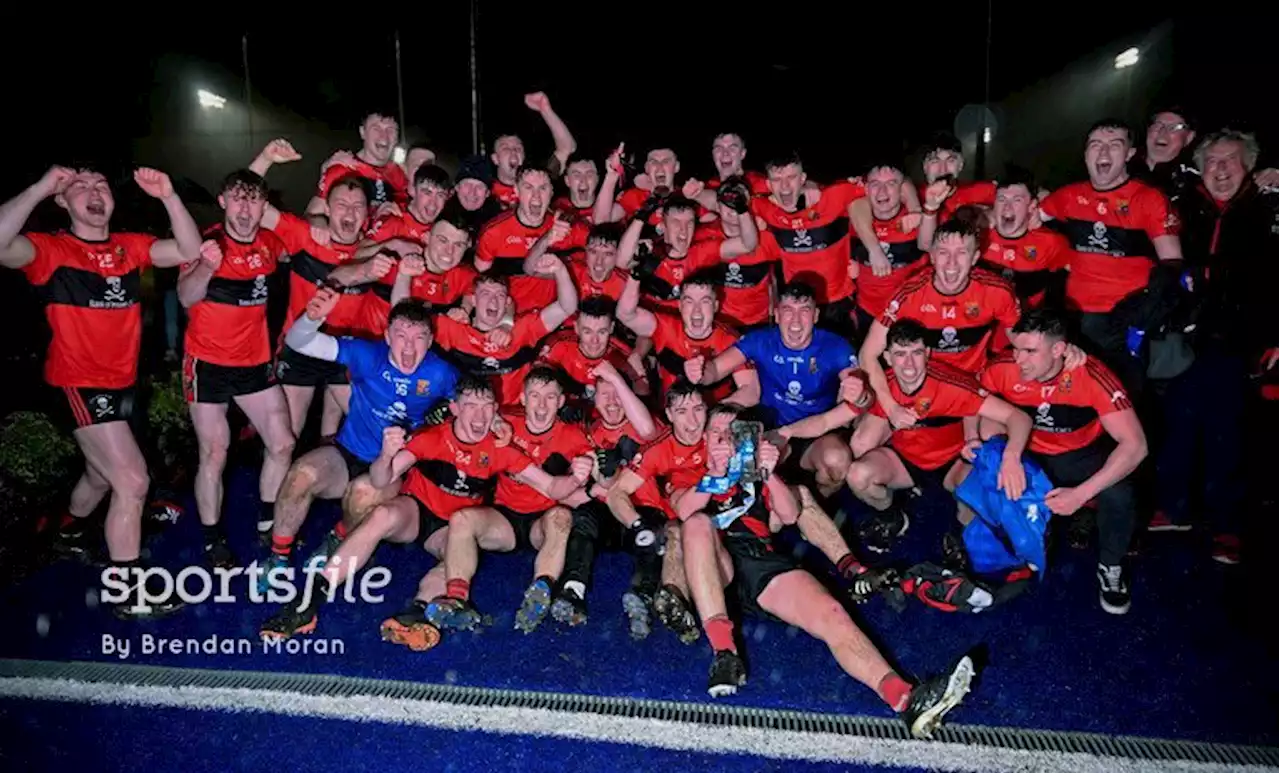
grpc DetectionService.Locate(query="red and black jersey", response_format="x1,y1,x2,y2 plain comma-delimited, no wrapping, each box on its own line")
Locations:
881,266,1021,373
476,210,582,314
569,258,627,304
706,171,771,196
185,226,285,367
318,159,409,207
590,416,663,503
552,197,595,226
925,180,997,221
1041,179,1179,313
650,312,743,400
699,231,780,328
495,410,592,514
491,179,518,208
23,231,156,389
367,210,433,244
402,422,532,518
979,353,1131,457
627,428,707,519
616,188,663,227
270,212,369,339
432,312,549,406
362,262,477,338
981,227,1071,308
638,239,722,312
870,361,989,470
851,207,927,318
539,329,632,398
752,180,864,303
360,213,435,332
703,477,775,541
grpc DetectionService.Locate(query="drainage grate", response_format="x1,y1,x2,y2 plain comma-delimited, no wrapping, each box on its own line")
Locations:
0,658,1273,768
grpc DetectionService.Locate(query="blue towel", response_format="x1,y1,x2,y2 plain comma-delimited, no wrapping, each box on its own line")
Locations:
954,436,1054,577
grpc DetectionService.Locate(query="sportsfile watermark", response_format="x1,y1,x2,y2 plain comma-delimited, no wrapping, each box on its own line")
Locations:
100,559,391,614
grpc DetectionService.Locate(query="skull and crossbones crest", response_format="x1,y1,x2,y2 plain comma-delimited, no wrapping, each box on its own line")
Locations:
1087,221,1110,251
103,276,127,303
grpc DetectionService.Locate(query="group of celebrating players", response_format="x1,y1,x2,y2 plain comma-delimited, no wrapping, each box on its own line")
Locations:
2,90,1274,740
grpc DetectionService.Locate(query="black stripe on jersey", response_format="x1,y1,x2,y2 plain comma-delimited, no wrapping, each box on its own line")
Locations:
905,415,965,429
639,273,679,302
768,216,850,254
484,256,527,278
852,239,924,269
205,275,270,307
703,260,773,288
655,347,688,380
1055,219,1156,260
929,322,992,354
1017,402,1099,434
998,267,1057,300
291,252,366,296
414,458,500,499
542,451,571,476
434,341,542,377
42,266,141,309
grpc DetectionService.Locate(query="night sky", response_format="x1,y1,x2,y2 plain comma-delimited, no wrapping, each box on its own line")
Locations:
5,5,1275,194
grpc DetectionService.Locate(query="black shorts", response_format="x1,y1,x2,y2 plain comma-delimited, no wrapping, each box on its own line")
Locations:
275,345,349,387
724,533,799,618
495,504,546,553
818,296,857,339
777,428,852,487
334,441,372,481
897,453,955,495
183,355,274,404
413,497,450,547
54,385,136,430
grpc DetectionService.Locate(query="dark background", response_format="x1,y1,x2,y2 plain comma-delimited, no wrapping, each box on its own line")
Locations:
0,6,1275,412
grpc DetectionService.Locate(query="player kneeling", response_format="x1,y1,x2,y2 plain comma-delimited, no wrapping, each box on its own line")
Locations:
674,405,976,740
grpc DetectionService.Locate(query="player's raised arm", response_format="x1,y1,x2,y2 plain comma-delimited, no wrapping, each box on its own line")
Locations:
283,287,343,362
0,166,73,268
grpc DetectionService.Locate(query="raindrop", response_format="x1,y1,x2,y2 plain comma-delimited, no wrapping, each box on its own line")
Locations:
36,614,50,637
85,589,100,609
444,670,458,684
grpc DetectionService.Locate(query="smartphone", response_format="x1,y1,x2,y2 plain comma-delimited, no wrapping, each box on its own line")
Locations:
731,420,765,483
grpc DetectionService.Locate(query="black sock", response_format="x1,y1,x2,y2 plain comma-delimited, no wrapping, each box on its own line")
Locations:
410,598,429,614
297,577,331,617
258,500,274,532
201,524,222,547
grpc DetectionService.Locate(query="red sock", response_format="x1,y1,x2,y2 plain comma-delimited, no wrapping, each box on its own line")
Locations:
271,535,294,557
704,614,737,653
878,673,913,712
334,522,349,541
445,579,470,601
836,553,861,578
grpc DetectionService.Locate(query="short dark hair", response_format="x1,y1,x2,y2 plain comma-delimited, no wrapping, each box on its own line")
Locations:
777,280,817,306
995,165,1037,196
473,274,507,293
587,222,623,249
932,217,979,246
525,364,564,391
220,169,268,198
413,164,451,190
562,152,597,174
364,111,398,126
681,271,717,294
925,132,963,156
764,151,803,174
577,295,616,322
328,174,370,201
886,318,930,349
516,164,552,186
1011,308,1069,341
662,195,697,219
866,158,905,178
713,131,745,147
707,403,742,424
1087,118,1134,147
455,375,496,402
433,200,474,238
388,298,432,328
1149,104,1195,129
664,379,704,409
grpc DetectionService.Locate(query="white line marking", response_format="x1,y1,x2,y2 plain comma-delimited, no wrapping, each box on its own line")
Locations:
0,677,1268,773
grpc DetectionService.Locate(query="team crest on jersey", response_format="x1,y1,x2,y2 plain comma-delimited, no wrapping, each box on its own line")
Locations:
964,301,981,319
1059,371,1073,393
1117,200,1130,215
915,397,932,414
808,209,821,221
114,245,126,258
1024,247,1038,261
478,452,490,467
809,357,818,374
416,379,431,395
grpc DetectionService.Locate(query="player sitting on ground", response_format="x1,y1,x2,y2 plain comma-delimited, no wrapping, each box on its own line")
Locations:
258,289,459,593
674,404,977,740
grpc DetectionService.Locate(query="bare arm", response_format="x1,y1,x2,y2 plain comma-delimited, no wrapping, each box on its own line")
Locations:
858,320,895,410
514,462,587,502
1076,410,1148,502
718,210,758,258
700,346,748,386
672,486,712,521
597,366,657,440
371,448,417,489
614,217,645,270
177,257,216,308
765,472,799,522
779,402,857,441
148,185,204,267
725,367,761,408
976,394,1032,460
605,468,646,528
528,93,577,171
538,257,579,331
615,274,658,338
593,157,625,225
0,171,62,269
1153,234,1183,262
